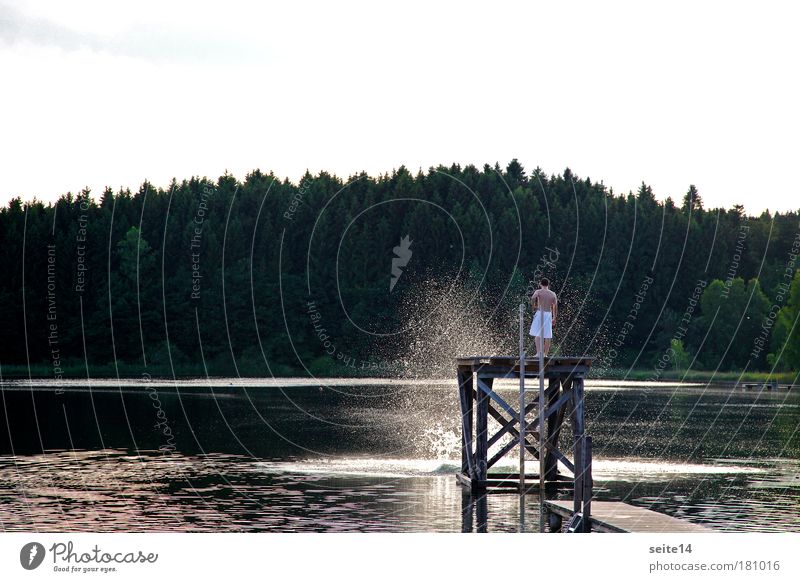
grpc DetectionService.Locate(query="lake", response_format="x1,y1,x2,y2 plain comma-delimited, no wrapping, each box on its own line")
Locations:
0,378,798,532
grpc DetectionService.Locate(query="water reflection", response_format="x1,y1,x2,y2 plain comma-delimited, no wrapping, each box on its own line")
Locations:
2,448,792,532
0,380,797,532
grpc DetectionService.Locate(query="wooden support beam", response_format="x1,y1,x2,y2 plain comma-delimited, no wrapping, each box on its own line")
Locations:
484,401,540,469
458,368,475,479
485,398,540,446
476,493,488,533
574,437,583,516
476,376,516,416
544,377,561,482
475,377,491,482
553,388,567,450
466,365,591,378
461,491,474,533
475,472,573,481
583,435,593,532
487,410,513,449
544,387,574,420
487,434,539,469
520,387,570,439
542,440,575,474
456,356,593,366
487,402,539,448
571,377,586,516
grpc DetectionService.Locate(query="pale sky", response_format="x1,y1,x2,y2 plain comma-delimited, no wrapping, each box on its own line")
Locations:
1,1,798,214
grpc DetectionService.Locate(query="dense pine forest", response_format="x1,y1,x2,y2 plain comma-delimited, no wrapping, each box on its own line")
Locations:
1,161,799,379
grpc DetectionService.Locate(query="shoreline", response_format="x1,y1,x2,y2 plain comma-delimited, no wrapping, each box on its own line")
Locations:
0,373,796,392
1,362,797,385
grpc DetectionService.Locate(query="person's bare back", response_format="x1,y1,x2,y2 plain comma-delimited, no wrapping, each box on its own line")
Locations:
531,287,557,317
529,278,558,356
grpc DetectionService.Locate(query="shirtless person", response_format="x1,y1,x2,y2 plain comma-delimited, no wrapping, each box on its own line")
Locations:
529,278,557,357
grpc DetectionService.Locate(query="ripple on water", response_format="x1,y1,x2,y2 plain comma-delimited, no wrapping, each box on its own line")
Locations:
0,450,797,532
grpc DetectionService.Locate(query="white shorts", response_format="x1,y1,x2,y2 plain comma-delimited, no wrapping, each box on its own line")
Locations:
529,311,553,339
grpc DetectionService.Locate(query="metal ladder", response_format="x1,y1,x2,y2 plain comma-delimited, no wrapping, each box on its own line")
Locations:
518,303,545,507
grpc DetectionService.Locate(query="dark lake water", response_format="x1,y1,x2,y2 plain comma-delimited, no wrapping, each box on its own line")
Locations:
0,378,798,532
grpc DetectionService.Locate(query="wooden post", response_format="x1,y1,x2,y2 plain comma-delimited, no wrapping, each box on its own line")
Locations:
518,304,525,494
583,435,593,533
544,377,562,483
571,377,585,516
458,367,474,478
537,309,546,533
476,492,488,533
573,432,583,516
461,491,474,533
475,377,492,484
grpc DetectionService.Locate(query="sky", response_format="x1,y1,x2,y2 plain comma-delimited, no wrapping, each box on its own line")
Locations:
1,0,798,214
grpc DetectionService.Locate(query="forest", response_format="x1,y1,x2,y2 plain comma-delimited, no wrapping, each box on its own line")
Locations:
1,160,798,379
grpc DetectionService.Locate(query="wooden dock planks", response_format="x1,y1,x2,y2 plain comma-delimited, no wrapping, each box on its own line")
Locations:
545,500,711,533
456,356,593,379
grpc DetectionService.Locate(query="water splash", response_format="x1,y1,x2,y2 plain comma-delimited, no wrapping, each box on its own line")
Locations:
254,456,763,480
380,279,515,379
257,458,461,478
414,423,461,460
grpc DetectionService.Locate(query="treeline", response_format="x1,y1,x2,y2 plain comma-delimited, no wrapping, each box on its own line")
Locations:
0,161,798,378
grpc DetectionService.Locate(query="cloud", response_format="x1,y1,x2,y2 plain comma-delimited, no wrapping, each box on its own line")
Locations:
0,1,272,65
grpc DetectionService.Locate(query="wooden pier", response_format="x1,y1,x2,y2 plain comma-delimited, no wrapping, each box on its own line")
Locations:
544,500,711,533
456,354,594,531
455,353,710,533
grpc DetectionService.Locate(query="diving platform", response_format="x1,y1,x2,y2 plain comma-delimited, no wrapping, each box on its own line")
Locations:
455,341,712,533
455,355,594,512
